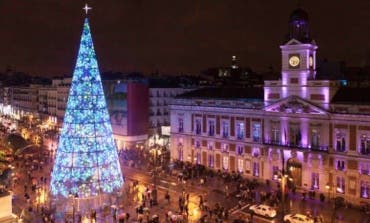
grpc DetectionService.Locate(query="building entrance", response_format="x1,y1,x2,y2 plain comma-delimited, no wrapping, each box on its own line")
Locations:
287,158,302,187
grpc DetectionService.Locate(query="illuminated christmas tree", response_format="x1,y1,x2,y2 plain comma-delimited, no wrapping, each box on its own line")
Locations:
50,17,123,198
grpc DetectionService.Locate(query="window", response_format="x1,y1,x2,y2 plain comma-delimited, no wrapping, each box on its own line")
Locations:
238,159,244,173
272,166,279,180
361,181,370,199
253,162,259,177
223,156,229,170
336,176,345,194
236,122,245,140
237,145,244,155
336,160,345,171
221,143,229,153
177,138,183,161
178,118,184,132
252,148,260,157
208,154,214,168
311,173,319,189
208,120,215,136
311,129,320,148
360,134,370,155
252,123,261,142
336,130,346,152
289,124,301,146
208,142,214,150
271,126,280,144
195,119,201,135
222,121,229,138
359,163,370,175
195,140,201,148
195,152,201,164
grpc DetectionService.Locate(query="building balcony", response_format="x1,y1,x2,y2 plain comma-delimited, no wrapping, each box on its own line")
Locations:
263,140,329,152
359,148,370,156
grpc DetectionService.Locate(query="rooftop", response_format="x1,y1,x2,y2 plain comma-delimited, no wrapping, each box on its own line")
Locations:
176,87,264,101
332,87,370,104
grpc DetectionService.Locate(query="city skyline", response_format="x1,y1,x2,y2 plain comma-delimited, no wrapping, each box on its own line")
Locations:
0,1,369,76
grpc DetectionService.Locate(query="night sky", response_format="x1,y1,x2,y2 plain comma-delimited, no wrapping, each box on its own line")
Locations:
0,1,369,76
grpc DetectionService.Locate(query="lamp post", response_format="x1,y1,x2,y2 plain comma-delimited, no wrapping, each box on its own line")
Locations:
273,152,288,222
69,192,78,223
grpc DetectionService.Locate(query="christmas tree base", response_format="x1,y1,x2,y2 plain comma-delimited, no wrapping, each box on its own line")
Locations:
52,192,120,215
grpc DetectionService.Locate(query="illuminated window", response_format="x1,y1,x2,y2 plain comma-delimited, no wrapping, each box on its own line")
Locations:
208,154,214,168
270,121,278,144
195,152,201,164
289,124,301,146
236,122,245,140
252,123,261,142
208,142,214,150
221,143,229,153
311,129,320,148
272,166,279,180
311,173,319,189
252,148,260,157
253,162,259,177
195,119,201,135
359,163,370,175
336,130,346,152
361,181,370,199
336,176,345,194
336,159,345,171
208,120,215,136
223,156,229,170
238,159,244,173
178,118,184,132
177,138,183,161
195,140,201,148
360,134,370,155
222,121,229,138
237,145,244,155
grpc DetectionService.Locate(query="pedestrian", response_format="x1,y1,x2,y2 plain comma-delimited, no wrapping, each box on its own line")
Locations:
165,191,170,204
199,195,204,210
208,209,213,219
225,185,229,198
185,204,189,216
125,212,130,222
112,208,117,222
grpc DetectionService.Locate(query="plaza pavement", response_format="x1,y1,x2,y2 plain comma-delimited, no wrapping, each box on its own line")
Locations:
8,152,370,223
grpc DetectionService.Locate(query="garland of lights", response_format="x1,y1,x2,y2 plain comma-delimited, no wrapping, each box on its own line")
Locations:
50,18,123,198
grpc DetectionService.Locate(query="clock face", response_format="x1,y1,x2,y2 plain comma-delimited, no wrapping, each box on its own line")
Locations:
309,56,313,67
289,55,300,67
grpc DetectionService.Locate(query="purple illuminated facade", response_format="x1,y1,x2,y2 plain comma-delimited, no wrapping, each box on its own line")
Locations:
169,8,370,205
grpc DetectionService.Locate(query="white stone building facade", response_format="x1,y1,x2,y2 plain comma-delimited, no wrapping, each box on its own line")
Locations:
169,9,370,205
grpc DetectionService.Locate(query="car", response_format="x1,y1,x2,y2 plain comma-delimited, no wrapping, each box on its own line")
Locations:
283,213,314,223
249,204,277,218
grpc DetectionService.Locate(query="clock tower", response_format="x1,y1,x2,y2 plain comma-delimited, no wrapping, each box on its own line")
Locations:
281,8,317,86
264,8,339,109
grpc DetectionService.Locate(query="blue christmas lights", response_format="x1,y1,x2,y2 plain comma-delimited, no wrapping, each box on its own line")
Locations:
50,18,124,198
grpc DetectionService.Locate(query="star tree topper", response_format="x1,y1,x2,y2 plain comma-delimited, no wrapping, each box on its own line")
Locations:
83,3,92,15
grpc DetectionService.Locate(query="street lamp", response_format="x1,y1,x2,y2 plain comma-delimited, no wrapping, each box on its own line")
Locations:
326,183,331,201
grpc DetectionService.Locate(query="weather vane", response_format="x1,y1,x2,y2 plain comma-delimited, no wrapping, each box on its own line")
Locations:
83,3,92,15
